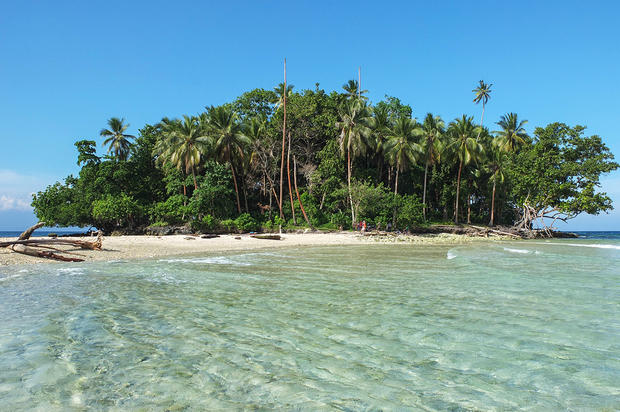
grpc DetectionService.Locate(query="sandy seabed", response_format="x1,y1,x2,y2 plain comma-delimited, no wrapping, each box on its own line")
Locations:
0,232,482,266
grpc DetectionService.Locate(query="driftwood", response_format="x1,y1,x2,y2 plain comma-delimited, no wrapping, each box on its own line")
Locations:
250,234,282,240
9,244,85,262
3,223,103,262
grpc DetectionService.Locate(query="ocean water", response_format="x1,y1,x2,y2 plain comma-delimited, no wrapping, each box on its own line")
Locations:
0,236,619,410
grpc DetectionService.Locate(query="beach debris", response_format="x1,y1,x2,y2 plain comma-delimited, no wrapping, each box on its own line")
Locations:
200,234,219,239
1,223,103,262
250,234,282,240
184,236,196,240
234,236,242,240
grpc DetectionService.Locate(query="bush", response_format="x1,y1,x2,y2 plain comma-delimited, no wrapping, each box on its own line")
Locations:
395,194,424,229
330,210,351,229
92,193,142,233
234,213,260,232
149,194,189,225
220,219,236,233
190,214,219,232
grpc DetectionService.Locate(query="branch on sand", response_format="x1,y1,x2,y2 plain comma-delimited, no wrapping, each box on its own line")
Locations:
2,223,103,262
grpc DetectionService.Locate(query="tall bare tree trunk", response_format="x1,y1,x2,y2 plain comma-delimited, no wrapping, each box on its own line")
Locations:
422,162,429,221
455,159,463,224
287,132,296,225
392,162,399,226
476,101,485,139
467,193,472,224
347,145,355,225
358,66,361,98
489,178,496,226
230,159,241,214
294,156,311,227
278,58,287,218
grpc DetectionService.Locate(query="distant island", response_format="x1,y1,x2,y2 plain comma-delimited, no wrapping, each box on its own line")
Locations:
31,79,618,237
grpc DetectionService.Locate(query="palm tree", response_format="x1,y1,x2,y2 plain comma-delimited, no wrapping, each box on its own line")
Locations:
495,113,528,153
420,113,445,221
100,117,135,161
208,106,250,214
384,117,422,196
370,105,392,182
273,82,294,111
154,115,211,192
335,99,373,224
342,79,368,101
473,80,492,137
485,143,507,226
448,115,483,224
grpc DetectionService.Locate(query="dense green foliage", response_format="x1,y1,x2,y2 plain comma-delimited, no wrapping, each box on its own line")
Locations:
32,81,618,233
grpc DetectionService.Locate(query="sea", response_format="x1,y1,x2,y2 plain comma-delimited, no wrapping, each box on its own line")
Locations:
0,232,618,410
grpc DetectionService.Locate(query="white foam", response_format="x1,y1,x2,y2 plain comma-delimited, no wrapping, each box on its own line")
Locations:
0,273,24,282
158,256,251,266
562,243,620,250
446,251,457,260
503,247,531,254
57,267,85,275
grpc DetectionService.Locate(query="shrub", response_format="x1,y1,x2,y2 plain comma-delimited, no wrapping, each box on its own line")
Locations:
234,213,260,232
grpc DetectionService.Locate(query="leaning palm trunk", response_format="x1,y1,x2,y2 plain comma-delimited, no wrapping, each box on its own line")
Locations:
489,179,496,226
230,161,242,214
293,156,312,227
286,132,296,225
392,161,400,226
455,159,463,224
422,162,429,221
347,146,355,225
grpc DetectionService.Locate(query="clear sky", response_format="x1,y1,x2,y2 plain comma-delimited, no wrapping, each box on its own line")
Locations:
1,0,619,231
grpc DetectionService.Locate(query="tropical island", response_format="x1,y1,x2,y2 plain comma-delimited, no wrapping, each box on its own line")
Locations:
30,78,618,239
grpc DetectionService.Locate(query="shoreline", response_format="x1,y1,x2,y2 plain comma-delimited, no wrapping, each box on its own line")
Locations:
0,232,505,267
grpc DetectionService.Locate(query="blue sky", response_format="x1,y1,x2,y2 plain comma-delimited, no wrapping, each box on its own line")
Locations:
1,0,619,231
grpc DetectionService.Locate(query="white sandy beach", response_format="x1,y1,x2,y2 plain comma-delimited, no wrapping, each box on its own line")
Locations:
0,232,481,266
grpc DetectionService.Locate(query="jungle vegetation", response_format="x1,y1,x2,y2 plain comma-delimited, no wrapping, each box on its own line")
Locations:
32,79,618,233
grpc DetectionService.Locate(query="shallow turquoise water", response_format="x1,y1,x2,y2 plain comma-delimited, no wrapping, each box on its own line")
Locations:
1,239,619,410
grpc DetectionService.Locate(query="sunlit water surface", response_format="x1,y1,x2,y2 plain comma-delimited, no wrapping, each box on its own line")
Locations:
1,239,619,410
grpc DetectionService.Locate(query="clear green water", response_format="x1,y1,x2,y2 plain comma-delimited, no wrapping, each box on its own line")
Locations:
1,240,619,410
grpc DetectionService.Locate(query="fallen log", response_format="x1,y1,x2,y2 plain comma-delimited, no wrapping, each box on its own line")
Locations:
18,222,45,240
9,244,85,262
250,234,282,240
0,236,102,250
3,223,103,262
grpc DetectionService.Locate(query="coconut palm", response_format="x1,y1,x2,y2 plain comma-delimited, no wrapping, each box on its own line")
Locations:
342,79,368,101
208,106,250,214
100,117,135,161
495,113,528,153
273,82,294,111
335,99,373,223
384,117,422,196
473,80,492,137
420,113,445,221
370,105,392,181
485,143,507,226
154,115,211,192
448,115,483,224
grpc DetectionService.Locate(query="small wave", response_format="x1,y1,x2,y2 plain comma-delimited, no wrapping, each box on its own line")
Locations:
57,267,85,275
0,273,25,282
503,247,531,254
446,250,457,260
158,256,251,266
562,243,620,251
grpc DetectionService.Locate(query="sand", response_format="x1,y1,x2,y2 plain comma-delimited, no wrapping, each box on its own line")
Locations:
0,232,484,266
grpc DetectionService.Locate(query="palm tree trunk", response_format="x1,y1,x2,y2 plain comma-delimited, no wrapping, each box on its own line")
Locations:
242,178,249,213
476,101,485,139
230,161,241,214
455,159,463,224
347,145,355,225
422,162,429,221
489,178,496,226
294,156,311,227
278,58,287,218
392,162,399,226
192,167,197,190
467,193,472,224
286,132,296,225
